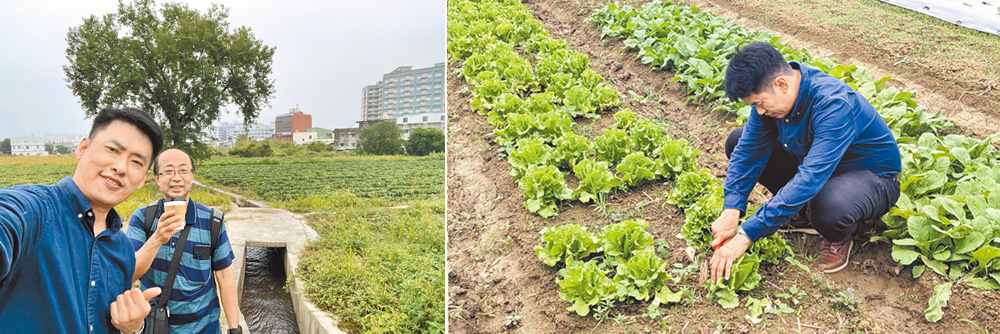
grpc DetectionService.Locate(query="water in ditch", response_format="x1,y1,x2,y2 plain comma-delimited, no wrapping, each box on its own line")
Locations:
242,247,300,334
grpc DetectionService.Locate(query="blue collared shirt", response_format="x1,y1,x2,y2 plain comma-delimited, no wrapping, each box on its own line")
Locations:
0,177,136,333
724,62,901,242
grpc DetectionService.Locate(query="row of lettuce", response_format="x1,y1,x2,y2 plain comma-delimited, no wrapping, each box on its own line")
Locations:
450,0,707,218
592,1,1000,322
449,0,794,318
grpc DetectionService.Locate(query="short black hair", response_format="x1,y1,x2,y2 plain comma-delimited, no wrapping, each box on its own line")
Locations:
153,149,195,174
724,42,793,102
89,106,164,169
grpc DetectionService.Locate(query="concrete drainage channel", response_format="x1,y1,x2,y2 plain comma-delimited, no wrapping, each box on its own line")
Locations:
196,181,345,334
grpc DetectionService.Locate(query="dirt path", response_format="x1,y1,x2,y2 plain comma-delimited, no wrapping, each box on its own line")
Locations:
447,0,1000,333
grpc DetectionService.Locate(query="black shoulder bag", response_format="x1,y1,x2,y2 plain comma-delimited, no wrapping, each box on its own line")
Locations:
144,214,193,334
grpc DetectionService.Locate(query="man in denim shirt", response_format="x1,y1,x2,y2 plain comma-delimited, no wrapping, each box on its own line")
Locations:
0,107,164,333
710,43,901,281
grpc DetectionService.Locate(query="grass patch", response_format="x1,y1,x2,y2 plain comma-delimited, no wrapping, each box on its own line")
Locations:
296,193,445,334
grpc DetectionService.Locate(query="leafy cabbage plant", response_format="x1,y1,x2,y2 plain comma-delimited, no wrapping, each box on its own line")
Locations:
599,219,654,266
557,260,614,316
517,165,573,218
613,248,670,301
706,253,762,309
535,224,601,267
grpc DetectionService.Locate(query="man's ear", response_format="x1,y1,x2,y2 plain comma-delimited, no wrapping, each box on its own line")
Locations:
774,76,789,95
75,137,89,160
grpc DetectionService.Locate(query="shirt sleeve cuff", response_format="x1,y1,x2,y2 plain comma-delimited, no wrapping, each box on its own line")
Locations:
723,192,749,217
739,217,765,243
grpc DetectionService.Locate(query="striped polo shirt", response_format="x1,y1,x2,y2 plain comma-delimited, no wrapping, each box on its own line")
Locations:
126,199,235,334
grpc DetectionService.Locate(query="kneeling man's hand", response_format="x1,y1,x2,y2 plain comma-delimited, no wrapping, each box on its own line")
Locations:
709,233,750,284
710,209,741,248
110,287,161,333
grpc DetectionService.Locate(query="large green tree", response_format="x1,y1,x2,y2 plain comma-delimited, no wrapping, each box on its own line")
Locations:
357,121,404,155
406,127,444,156
63,0,276,160
0,138,10,155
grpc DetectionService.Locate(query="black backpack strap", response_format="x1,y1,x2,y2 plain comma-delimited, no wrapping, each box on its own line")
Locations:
157,223,193,309
143,199,163,239
209,208,224,256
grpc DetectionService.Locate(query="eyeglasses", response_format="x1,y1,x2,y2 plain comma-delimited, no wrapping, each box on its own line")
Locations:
158,169,193,177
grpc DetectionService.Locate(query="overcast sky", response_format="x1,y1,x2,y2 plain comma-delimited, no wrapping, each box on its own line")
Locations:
0,0,445,140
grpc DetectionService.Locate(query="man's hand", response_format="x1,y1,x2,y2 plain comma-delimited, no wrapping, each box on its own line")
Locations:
151,210,184,245
110,287,161,334
710,209,742,250
709,233,750,284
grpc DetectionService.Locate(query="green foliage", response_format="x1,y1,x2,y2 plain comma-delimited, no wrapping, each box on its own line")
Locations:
613,248,669,301
750,234,790,266
0,138,10,155
599,219,654,266
297,195,444,334
406,128,445,156
517,165,573,218
55,145,73,155
924,282,953,322
552,132,592,169
508,136,556,179
557,260,614,316
535,224,601,267
572,159,619,204
653,139,699,181
63,0,276,160
616,152,656,187
229,139,274,157
594,128,632,165
667,169,721,209
706,253,763,308
358,121,405,155
629,119,666,157
198,156,444,203
679,189,723,249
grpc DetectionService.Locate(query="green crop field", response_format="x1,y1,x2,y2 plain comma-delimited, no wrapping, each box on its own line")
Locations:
197,156,445,202
0,155,78,187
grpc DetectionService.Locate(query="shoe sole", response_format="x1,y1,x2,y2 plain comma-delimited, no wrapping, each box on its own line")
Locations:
823,240,853,274
777,227,819,235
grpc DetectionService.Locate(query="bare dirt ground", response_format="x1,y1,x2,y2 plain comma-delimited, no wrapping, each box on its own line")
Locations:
447,0,1000,333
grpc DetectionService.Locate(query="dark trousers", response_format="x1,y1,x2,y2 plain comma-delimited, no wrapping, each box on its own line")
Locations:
725,128,900,242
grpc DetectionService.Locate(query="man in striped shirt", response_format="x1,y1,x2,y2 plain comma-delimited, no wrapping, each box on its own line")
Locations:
126,148,243,334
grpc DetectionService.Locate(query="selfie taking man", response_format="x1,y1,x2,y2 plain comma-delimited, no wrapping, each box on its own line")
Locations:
126,148,242,334
710,42,901,282
0,107,164,333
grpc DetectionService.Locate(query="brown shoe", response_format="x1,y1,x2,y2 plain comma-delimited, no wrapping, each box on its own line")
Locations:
819,238,853,273
778,212,818,235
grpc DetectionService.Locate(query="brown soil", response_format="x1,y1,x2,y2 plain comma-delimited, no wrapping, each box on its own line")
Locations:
447,0,1000,333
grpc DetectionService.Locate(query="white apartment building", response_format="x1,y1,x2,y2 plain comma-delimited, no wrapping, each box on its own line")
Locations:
10,136,48,156
208,121,276,146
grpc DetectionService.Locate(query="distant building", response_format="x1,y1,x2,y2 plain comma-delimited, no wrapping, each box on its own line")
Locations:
362,83,383,122
333,128,359,151
275,106,312,141
361,63,445,128
397,113,446,139
307,127,334,142
292,132,319,145
44,132,86,145
207,121,275,147
11,136,48,156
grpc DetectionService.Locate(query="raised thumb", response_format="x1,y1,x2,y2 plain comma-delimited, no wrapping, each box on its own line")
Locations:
142,287,162,301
